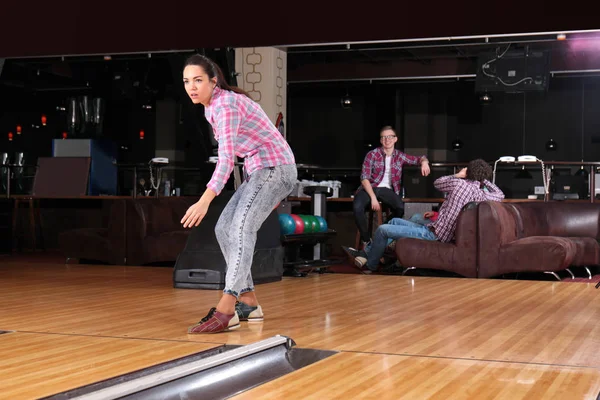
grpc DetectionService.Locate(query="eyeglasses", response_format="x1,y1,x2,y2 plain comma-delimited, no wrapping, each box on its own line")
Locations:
380,135,396,140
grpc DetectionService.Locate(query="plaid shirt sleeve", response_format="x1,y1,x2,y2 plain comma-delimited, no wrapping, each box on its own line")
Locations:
481,179,505,201
360,151,375,181
434,175,461,193
399,152,425,165
206,104,242,196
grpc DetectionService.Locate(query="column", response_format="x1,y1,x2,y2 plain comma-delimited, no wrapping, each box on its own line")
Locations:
234,47,287,138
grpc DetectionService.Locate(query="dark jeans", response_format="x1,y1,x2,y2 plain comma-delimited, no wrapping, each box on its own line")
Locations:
353,187,404,243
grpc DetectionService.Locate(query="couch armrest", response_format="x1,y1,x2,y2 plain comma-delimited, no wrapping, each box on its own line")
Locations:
125,200,148,240
394,205,479,278
124,198,198,266
128,198,196,237
125,200,149,266
478,236,577,278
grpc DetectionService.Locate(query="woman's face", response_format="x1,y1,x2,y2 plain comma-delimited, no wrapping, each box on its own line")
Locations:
183,65,216,106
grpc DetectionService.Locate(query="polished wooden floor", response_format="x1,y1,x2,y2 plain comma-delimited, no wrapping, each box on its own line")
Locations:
1,258,600,399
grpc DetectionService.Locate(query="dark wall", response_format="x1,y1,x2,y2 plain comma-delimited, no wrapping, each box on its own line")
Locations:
288,76,600,170
0,49,241,196
0,78,157,166
287,84,397,168
454,77,600,163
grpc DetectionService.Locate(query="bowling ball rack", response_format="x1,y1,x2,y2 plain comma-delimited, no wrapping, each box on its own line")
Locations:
279,185,342,277
281,230,341,277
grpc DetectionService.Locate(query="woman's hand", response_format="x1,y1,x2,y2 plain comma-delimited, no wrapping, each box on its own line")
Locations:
181,200,210,228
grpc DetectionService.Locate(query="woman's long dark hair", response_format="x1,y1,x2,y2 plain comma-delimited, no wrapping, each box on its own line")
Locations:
184,54,251,99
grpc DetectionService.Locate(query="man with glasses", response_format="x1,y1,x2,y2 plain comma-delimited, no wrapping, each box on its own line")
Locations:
352,126,430,249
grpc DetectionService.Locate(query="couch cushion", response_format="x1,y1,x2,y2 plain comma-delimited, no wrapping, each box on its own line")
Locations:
513,202,600,238
491,235,578,276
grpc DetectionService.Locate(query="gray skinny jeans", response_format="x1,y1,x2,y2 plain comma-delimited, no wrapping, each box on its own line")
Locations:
215,164,297,297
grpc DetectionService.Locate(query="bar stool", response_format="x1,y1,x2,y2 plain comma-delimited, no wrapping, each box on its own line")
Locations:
354,203,391,250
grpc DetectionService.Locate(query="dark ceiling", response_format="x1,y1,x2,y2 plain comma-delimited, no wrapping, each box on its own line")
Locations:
1,2,599,58
286,33,600,82
2,2,600,90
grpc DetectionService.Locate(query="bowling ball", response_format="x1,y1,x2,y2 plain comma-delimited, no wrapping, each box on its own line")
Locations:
290,214,304,234
306,215,319,233
278,213,295,235
299,214,312,233
314,215,328,232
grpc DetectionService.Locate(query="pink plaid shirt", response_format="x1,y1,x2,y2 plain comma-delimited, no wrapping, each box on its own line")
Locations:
431,176,504,242
359,147,425,195
204,87,295,195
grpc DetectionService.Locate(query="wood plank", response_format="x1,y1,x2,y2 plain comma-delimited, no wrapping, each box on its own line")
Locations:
0,332,220,400
231,352,600,400
1,263,600,368
2,262,600,398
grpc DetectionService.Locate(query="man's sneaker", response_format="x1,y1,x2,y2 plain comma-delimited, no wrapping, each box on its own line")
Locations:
235,301,264,322
355,255,380,273
341,246,367,260
354,256,367,268
187,307,240,334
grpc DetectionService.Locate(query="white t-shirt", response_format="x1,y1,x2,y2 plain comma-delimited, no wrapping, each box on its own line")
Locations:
377,155,392,189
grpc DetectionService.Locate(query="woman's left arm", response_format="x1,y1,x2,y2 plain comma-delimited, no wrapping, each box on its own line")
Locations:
181,103,242,228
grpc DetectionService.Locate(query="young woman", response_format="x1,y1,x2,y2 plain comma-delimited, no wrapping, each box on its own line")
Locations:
181,54,297,334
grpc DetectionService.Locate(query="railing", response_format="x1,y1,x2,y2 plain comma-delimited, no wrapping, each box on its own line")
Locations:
2,160,599,202
292,161,600,204
0,164,38,199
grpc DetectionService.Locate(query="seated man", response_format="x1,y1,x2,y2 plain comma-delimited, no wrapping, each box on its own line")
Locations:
354,126,430,248
381,211,438,257
347,158,504,271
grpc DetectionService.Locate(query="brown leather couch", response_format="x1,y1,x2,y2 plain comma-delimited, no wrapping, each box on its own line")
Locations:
394,201,600,279
58,199,127,265
59,197,197,266
125,197,197,266
477,201,600,279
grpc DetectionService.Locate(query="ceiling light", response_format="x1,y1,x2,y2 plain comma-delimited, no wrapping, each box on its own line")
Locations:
479,92,493,105
341,94,352,108
451,138,463,151
545,138,558,151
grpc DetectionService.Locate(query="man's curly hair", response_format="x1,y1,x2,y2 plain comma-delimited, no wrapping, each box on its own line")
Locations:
466,159,492,183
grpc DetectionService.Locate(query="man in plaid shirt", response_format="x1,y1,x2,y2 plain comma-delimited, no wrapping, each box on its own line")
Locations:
354,126,430,247
349,159,504,271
